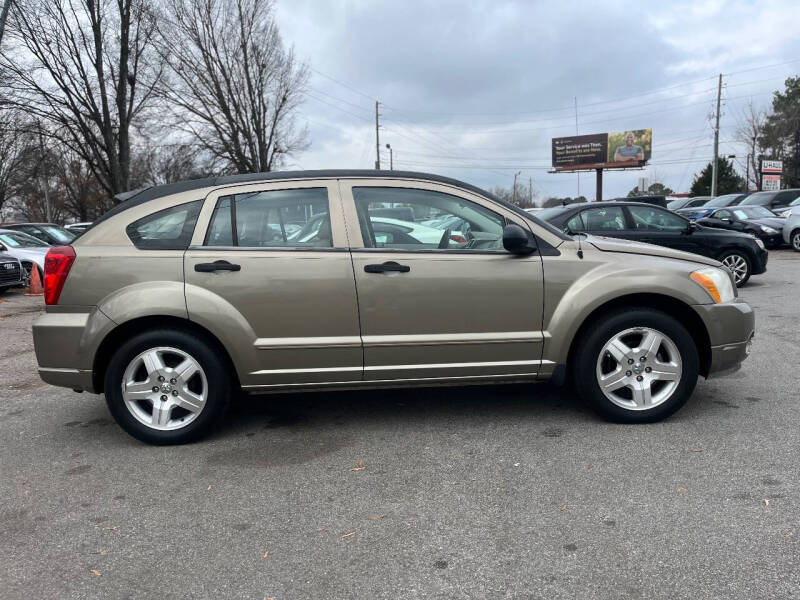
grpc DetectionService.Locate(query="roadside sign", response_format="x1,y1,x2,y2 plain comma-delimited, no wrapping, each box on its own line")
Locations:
762,174,781,191
761,160,782,174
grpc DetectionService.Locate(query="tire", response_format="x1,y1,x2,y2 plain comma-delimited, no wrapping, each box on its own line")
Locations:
104,329,231,444
792,229,800,252
719,250,751,287
572,308,699,423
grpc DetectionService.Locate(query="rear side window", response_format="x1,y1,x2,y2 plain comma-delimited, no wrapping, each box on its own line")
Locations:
205,188,331,248
126,200,202,250
579,207,626,231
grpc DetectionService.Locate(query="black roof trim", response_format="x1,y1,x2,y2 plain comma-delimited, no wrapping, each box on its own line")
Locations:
93,169,568,241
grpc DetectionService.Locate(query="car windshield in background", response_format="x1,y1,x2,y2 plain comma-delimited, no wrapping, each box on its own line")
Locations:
0,231,49,248
705,194,744,207
40,225,76,243
536,206,572,221
732,206,774,219
740,192,775,206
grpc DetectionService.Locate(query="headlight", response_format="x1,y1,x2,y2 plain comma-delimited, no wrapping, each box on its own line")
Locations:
760,225,778,234
690,267,735,303
754,238,765,250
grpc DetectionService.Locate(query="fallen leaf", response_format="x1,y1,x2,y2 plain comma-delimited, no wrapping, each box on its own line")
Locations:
90,569,102,577
207,485,212,490
678,486,688,494
560,504,567,511
690,448,703,453
340,531,356,539
316,527,325,532
350,460,366,471
764,499,770,507
103,526,118,531
263,551,269,559
93,549,109,555
587,464,594,470
370,514,386,520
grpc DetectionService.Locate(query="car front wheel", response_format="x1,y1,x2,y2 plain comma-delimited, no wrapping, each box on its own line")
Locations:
104,329,231,444
792,229,800,252
719,251,751,286
573,309,699,423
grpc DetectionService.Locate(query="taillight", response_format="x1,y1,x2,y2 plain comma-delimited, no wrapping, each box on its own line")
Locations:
44,246,76,305
450,234,467,244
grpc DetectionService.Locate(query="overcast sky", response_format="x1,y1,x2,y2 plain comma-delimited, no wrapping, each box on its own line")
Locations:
276,0,800,201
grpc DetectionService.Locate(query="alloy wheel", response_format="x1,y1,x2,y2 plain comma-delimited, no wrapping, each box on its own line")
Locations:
793,231,800,251
120,346,207,431
595,327,682,411
721,254,748,285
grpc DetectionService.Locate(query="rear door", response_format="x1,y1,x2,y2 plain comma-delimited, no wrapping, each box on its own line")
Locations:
340,179,545,382
184,180,362,388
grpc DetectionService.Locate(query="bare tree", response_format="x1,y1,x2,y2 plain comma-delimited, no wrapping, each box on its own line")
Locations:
156,0,309,173
0,109,31,218
735,102,767,191
0,0,162,199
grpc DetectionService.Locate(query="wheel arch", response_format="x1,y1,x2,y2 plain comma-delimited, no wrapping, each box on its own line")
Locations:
564,293,712,379
92,315,241,394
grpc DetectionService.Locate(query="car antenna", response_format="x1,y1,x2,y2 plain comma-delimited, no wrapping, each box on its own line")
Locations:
567,225,584,259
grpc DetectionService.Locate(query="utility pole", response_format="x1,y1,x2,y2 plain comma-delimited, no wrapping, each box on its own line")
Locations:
512,171,521,204
385,143,393,170
574,96,580,198
529,177,533,205
374,101,381,170
0,0,13,47
711,73,722,197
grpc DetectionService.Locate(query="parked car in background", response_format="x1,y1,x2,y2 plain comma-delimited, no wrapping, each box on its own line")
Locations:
64,222,93,234
0,229,49,279
675,206,716,220
0,222,76,245
773,196,800,217
783,207,800,251
702,193,748,208
695,206,784,248
524,207,542,215
32,170,754,444
539,201,768,286
611,195,668,208
667,196,712,211
0,253,24,291
739,189,800,212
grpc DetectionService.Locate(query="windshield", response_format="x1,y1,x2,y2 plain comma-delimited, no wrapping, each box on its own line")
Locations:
732,206,774,219
537,206,572,221
667,199,688,210
0,231,49,248
740,192,775,206
705,194,743,207
40,225,76,243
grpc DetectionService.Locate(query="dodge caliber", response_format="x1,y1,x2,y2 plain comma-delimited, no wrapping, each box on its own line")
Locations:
33,171,755,444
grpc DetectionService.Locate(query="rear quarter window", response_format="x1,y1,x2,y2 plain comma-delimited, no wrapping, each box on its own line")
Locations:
126,200,203,250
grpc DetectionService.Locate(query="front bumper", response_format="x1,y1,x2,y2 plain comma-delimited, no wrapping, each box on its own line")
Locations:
759,232,783,248
693,300,755,376
751,247,769,275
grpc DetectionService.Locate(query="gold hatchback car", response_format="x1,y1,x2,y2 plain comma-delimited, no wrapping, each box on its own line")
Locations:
33,171,754,444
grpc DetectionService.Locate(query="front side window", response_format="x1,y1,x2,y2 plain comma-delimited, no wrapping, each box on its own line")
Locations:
714,210,733,219
579,207,626,231
352,187,505,251
205,188,331,248
628,206,687,231
126,200,202,250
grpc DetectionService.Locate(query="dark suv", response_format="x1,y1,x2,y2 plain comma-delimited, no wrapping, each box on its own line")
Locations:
739,189,800,212
538,201,768,286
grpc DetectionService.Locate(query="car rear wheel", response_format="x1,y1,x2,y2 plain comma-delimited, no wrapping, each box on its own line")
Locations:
573,309,699,423
792,229,800,252
719,251,751,286
104,329,231,444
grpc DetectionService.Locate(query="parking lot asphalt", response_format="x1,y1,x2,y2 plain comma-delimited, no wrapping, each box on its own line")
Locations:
1,251,798,600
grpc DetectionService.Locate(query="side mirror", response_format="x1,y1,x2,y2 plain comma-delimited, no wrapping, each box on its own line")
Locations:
502,223,536,255
686,221,699,233
0,243,5,252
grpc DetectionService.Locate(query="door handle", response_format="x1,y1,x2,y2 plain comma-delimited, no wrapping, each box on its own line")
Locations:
364,261,411,274
194,260,241,273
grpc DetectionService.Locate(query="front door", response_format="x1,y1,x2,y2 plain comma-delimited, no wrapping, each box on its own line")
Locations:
340,180,546,382
623,204,705,255
184,180,362,388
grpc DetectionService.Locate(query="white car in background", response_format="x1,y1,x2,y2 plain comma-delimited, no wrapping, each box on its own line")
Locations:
0,229,49,279
783,206,800,251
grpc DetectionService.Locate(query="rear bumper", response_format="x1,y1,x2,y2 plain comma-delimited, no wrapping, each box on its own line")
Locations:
32,307,115,393
693,300,755,376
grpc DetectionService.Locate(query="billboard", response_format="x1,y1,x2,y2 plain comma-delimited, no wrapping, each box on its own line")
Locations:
552,129,652,170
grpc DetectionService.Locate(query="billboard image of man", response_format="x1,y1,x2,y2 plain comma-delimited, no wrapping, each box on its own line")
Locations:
613,132,644,162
